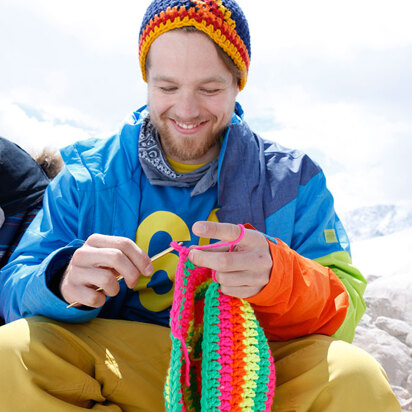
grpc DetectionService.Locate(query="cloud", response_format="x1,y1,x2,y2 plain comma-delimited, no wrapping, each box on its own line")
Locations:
0,99,92,152
251,87,407,159
0,2,146,132
5,0,411,60
1,0,148,56
4,0,412,60
240,0,412,59
245,86,412,211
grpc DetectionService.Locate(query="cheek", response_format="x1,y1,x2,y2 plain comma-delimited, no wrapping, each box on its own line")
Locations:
147,90,170,116
151,104,168,120
214,96,237,123
207,95,233,118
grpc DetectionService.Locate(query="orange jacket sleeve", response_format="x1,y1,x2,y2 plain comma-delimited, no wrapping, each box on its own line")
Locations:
246,238,349,341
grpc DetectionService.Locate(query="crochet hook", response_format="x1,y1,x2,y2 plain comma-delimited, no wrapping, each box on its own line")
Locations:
66,242,182,309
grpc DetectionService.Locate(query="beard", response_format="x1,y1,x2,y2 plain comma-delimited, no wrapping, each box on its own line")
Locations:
151,115,229,162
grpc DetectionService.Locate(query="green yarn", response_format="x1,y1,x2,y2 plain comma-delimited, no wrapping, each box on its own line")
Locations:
252,324,273,411
165,337,184,411
201,282,222,411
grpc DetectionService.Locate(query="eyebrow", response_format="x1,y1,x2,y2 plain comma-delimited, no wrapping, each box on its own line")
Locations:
151,75,228,84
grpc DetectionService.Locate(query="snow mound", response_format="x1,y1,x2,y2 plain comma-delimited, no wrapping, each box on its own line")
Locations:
350,225,412,410
342,204,412,242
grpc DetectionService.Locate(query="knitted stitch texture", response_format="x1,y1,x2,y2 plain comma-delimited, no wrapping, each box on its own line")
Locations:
165,225,276,411
139,0,251,90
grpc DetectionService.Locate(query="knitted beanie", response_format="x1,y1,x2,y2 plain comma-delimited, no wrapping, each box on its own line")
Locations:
139,0,251,90
165,225,276,411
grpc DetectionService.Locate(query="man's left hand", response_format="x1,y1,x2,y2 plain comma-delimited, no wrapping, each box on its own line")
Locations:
189,221,272,299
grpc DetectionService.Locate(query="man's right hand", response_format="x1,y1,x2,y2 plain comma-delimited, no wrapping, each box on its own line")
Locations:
60,234,153,308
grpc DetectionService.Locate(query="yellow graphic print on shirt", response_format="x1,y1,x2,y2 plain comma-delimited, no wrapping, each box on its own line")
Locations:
134,209,218,312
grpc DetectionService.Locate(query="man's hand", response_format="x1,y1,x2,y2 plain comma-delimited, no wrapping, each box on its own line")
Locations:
189,221,272,299
60,234,153,308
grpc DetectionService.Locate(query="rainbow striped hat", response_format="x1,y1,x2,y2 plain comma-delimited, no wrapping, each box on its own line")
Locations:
139,0,251,90
165,226,276,411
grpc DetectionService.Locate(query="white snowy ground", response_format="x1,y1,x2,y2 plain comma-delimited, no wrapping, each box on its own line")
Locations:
342,205,412,411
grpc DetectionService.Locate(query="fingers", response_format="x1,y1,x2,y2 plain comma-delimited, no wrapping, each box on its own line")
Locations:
213,269,269,289
189,224,272,300
219,285,263,299
189,249,271,274
65,286,106,309
71,245,141,288
192,221,243,243
61,267,121,308
86,234,153,277
192,221,267,252
61,234,154,308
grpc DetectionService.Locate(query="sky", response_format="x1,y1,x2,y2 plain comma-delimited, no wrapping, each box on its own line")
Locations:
0,0,411,213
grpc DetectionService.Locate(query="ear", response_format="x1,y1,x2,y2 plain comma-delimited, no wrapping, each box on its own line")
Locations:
234,83,241,98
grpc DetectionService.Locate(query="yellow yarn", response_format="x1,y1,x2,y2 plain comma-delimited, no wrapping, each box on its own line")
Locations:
139,17,249,90
239,304,260,409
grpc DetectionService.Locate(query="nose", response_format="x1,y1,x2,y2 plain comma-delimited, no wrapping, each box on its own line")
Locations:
174,90,201,121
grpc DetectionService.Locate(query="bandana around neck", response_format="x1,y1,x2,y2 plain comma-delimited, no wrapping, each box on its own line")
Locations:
138,115,218,197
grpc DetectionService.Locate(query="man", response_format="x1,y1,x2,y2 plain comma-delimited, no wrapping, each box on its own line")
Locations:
0,0,400,410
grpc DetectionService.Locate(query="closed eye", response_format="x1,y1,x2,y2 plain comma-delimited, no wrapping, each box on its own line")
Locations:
159,86,177,93
200,88,220,95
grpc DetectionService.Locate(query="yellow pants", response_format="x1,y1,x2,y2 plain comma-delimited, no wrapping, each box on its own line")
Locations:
0,316,400,412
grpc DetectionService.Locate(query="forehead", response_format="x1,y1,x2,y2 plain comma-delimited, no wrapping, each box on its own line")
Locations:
147,30,232,82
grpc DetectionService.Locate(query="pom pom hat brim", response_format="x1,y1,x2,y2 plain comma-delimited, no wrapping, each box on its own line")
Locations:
139,0,251,90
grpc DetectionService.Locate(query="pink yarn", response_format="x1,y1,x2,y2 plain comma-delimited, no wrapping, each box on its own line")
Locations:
217,294,235,409
169,224,246,387
195,224,246,283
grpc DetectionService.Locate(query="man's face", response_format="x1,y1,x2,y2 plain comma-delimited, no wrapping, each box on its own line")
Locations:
146,30,239,164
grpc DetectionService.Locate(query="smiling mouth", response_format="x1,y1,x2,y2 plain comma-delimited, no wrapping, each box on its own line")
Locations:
175,121,200,129
171,119,208,131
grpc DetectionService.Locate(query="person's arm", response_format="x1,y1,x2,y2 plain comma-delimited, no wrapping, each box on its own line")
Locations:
189,222,357,342
189,172,366,343
313,250,366,342
246,238,357,342
248,169,366,343
0,166,153,323
0,168,98,323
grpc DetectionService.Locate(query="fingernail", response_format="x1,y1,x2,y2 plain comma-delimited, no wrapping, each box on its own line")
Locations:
144,264,153,276
194,222,206,234
188,250,195,261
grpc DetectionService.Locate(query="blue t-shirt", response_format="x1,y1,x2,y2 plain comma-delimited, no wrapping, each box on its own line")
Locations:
118,173,219,326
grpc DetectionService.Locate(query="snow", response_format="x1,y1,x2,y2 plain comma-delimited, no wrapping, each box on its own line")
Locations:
344,206,412,411
343,204,412,242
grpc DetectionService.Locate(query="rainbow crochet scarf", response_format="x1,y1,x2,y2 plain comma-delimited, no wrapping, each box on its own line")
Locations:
165,225,276,411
